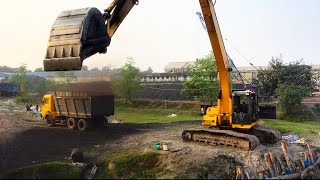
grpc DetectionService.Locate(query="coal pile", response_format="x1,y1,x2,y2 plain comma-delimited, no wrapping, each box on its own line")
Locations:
138,83,193,101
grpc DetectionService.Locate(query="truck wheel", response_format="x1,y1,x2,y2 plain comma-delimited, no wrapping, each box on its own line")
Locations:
46,115,55,127
67,118,78,130
78,119,89,131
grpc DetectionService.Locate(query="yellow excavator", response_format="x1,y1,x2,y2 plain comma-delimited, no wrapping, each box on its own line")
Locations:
43,0,280,150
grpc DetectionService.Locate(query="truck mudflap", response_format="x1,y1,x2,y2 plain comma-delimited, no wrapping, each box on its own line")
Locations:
44,7,111,71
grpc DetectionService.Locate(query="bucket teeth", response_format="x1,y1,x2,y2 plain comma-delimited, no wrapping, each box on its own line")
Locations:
44,7,111,71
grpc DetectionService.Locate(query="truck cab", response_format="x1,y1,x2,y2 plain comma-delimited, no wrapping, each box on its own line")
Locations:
41,94,57,120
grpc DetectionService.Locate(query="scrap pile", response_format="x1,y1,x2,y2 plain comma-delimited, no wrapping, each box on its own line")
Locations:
236,141,320,179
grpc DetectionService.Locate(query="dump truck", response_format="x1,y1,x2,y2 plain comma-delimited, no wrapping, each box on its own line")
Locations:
41,91,114,131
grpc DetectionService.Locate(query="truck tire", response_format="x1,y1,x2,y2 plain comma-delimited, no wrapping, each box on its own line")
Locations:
67,118,78,130
45,115,55,127
78,119,89,131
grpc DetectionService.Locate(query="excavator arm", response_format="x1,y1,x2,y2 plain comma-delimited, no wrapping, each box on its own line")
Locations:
199,0,232,116
104,0,139,38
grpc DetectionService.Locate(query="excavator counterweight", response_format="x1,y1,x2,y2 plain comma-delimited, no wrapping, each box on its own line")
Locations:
44,8,110,71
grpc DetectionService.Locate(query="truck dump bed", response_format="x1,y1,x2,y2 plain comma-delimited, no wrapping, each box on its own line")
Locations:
53,91,114,119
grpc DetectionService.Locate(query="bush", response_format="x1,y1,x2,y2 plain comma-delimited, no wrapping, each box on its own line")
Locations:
15,93,32,104
276,84,309,118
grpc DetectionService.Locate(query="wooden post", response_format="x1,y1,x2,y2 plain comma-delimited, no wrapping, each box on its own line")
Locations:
269,150,279,176
307,143,315,164
236,166,244,179
300,159,306,170
276,155,285,175
264,153,275,177
281,141,293,172
304,151,309,167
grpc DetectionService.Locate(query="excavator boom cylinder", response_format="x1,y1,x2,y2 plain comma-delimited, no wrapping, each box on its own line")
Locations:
44,8,110,71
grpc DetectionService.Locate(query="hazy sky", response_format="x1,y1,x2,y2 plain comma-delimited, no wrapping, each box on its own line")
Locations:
0,0,319,72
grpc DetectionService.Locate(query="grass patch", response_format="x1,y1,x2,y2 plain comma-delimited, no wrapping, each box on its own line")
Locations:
96,151,165,179
262,119,320,135
2,161,82,179
112,106,201,124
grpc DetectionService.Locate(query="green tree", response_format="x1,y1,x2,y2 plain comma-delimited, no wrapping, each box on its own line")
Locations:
113,58,142,104
81,65,89,71
276,84,309,117
0,66,18,73
254,56,313,99
56,71,77,85
102,65,112,72
9,64,30,90
34,67,44,72
182,53,218,105
34,79,57,94
143,67,153,74
9,64,31,103
91,67,100,71
254,56,314,118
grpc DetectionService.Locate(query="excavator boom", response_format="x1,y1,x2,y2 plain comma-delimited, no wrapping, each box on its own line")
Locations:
199,0,231,115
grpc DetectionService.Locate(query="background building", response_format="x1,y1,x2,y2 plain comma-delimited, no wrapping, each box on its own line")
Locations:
164,62,195,73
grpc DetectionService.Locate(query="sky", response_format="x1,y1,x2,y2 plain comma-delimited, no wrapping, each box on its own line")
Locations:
0,0,319,72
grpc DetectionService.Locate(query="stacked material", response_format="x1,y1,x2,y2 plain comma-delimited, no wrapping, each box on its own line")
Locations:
236,141,320,179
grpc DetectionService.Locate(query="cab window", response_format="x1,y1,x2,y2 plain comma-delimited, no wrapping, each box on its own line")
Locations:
43,98,49,105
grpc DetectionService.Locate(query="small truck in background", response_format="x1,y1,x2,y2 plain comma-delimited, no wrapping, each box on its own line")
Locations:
41,91,114,131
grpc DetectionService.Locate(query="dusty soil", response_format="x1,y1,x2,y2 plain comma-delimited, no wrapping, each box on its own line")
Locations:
0,98,199,175
0,98,319,178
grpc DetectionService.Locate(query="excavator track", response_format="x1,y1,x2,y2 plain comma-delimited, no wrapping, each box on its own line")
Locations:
182,129,260,151
251,126,281,144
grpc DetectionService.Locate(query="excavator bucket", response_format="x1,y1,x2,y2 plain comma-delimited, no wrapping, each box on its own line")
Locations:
44,8,111,71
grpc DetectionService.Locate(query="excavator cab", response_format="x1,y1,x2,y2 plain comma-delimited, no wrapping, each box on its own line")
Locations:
232,90,259,125
44,8,111,71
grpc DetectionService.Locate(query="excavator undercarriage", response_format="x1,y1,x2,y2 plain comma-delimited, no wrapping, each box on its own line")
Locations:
182,126,281,151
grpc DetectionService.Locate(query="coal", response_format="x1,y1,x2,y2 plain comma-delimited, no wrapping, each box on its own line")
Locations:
138,83,193,101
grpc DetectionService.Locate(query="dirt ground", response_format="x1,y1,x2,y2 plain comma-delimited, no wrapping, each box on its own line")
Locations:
0,98,199,176
0,98,319,178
